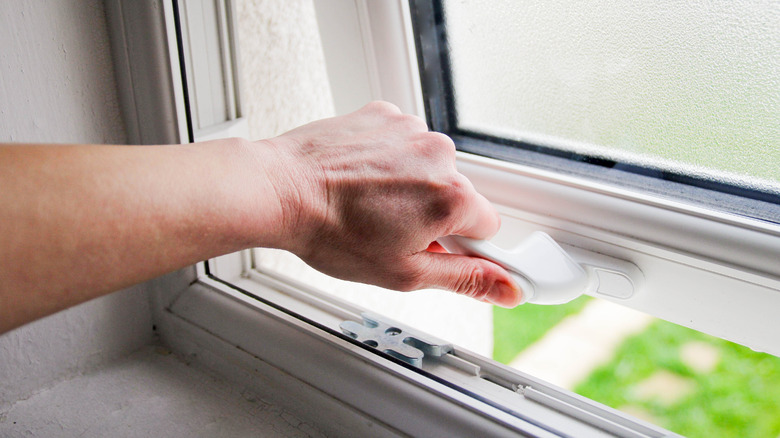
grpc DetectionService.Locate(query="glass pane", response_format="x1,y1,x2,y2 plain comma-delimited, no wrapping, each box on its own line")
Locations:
494,301,780,437
443,0,780,193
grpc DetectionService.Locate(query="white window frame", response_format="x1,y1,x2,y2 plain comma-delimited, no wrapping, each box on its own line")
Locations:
305,0,780,355
109,1,779,436
211,0,780,354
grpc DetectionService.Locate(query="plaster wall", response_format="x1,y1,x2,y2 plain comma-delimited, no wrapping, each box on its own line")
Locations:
235,0,336,140
0,0,153,407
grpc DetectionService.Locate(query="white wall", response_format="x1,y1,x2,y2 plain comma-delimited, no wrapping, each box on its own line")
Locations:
0,1,127,144
0,0,153,407
235,0,336,140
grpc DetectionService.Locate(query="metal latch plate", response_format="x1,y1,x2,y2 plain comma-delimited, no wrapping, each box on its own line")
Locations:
340,312,453,368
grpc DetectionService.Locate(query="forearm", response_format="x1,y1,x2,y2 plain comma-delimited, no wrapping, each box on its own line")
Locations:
0,139,285,333
0,102,522,334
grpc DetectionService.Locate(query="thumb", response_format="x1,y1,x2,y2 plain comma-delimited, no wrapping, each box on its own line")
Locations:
410,252,523,307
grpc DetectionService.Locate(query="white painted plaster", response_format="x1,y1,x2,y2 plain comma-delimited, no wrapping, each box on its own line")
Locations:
0,1,127,144
235,0,336,140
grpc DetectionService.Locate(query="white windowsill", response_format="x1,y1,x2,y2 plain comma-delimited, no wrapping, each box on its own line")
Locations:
152,269,679,437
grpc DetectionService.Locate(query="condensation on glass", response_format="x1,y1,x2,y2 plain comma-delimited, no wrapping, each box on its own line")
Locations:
443,0,779,192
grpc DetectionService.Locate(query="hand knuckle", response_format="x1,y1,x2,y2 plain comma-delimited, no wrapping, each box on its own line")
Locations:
441,175,469,205
414,131,454,155
430,132,456,152
405,114,429,131
450,173,470,190
420,175,469,225
366,100,401,115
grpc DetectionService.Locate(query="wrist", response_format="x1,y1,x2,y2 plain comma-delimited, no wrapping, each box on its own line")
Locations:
231,135,326,255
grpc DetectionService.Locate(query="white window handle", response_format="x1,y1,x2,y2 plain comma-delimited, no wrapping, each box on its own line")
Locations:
437,232,643,305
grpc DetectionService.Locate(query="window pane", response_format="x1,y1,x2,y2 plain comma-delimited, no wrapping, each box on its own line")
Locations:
443,0,779,193
494,302,780,437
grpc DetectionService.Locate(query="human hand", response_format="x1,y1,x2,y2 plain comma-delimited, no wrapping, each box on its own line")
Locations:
255,102,522,307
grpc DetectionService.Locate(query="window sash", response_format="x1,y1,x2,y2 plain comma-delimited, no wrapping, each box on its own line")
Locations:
408,0,780,222
310,0,780,355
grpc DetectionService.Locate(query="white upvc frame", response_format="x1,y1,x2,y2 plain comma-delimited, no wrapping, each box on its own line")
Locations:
109,1,777,436
176,0,248,142
302,0,780,356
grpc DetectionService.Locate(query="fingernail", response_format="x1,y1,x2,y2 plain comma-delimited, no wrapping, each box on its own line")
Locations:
484,279,524,308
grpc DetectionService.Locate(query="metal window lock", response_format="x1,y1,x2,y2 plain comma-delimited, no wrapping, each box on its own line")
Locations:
437,231,643,305
340,312,453,368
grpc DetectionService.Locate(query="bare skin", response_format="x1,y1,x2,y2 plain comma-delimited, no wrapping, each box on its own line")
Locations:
0,101,522,334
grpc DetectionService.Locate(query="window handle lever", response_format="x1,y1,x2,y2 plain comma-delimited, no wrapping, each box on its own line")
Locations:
437,232,642,305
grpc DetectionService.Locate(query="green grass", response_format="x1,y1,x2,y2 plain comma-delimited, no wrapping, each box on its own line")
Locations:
492,295,591,364
574,320,780,438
